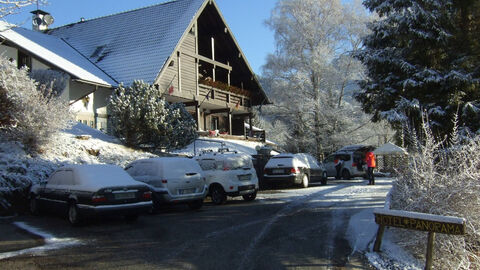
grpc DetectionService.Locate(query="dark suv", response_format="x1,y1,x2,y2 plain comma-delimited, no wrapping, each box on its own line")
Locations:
263,153,327,188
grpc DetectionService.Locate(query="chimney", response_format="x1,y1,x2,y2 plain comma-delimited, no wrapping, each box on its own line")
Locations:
31,9,54,31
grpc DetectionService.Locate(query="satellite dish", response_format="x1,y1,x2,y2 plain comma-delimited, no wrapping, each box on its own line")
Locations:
33,16,43,26
43,14,54,25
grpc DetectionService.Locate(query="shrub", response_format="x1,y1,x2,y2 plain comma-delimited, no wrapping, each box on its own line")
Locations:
390,117,480,269
0,56,73,152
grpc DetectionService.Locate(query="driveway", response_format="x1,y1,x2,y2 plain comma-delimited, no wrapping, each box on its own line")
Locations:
0,178,393,270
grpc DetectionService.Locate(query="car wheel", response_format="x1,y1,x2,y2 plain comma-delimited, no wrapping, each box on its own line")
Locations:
242,191,257,201
210,185,227,205
125,214,139,223
29,194,39,215
187,199,204,210
301,174,309,188
68,202,81,226
342,169,351,180
321,172,328,185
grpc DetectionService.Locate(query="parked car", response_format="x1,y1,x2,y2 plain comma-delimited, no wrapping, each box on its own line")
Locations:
195,150,259,205
323,145,373,180
29,164,153,225
125,157,207,210
263,153,327,187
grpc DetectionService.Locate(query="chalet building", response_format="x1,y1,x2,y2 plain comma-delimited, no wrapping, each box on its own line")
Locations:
0,0,269,137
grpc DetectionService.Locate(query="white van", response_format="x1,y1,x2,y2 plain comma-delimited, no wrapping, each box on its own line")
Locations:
323,145,373,179
125,157,208,210
195,150,259,205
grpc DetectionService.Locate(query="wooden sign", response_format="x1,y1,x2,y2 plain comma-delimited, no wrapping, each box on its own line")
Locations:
373,208,466,270
374,208,466,235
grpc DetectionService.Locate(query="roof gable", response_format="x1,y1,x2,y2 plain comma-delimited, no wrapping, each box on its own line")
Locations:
47,0,206,86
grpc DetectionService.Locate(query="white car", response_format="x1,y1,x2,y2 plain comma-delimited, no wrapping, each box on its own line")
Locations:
195,150,259,205
125,157,207,210
29,164,153,225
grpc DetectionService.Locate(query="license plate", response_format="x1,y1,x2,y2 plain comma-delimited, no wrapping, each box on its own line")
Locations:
114,192,135,200
239,189,254,195
272,169,283,174
238,174,251,181
178,188,195,195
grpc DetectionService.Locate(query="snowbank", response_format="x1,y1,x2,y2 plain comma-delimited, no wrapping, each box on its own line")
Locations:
0,222,81,260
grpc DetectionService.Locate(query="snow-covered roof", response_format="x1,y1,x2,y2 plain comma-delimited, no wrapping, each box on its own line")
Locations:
47,0,205,86
0,22,116,87
374,142,408,155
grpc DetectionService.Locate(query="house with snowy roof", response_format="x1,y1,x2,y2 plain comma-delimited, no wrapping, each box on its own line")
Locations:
0,0,269,137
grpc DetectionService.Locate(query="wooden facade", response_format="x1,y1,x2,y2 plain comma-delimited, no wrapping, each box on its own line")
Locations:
155,1,267,136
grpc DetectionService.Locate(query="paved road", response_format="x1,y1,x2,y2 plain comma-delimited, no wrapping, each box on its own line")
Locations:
0,178,392,270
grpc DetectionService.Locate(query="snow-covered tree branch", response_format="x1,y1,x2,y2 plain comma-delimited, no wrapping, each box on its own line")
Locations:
261,0,391,157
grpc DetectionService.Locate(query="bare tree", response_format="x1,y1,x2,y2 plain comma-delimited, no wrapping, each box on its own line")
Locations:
0,0,43,19
262,0,389,157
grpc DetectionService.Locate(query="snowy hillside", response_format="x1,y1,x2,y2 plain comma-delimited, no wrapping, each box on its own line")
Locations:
0,123,156,210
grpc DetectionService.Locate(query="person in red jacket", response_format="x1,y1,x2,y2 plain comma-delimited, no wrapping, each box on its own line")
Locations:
365,148,376,185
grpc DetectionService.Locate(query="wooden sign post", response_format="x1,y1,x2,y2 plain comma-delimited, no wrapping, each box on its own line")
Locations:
373,208,466,270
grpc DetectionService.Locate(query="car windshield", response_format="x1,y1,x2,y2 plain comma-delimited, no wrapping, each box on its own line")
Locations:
224,155,253,170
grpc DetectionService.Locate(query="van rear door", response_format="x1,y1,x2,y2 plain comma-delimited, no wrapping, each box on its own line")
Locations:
164,158,203,196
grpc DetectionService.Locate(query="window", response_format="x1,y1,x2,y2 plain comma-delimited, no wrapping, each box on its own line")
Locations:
17,51,31,70
125,165,136,176
90,121,94,128
48,170,74,185
199,159,216,171
324,155,335,163
211,117,219,130
134,162,157,177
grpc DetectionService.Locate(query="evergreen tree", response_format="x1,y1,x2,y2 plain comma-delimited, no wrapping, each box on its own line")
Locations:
356,0,480,139
108,80,197,150
167,103,197,150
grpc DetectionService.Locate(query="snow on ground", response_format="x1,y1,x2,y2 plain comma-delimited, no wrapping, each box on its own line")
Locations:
0,222,81,260
343,180,423,270
0,125,422,268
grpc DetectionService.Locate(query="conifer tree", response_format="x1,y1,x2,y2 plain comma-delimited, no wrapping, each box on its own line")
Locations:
356,0,480,138
108,80,197,150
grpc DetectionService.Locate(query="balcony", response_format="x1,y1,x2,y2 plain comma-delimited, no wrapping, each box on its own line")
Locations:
199,79,251,109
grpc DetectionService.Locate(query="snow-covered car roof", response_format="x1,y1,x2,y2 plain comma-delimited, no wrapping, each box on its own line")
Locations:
266,153,322,169
60,164,147,191
130,157,202,172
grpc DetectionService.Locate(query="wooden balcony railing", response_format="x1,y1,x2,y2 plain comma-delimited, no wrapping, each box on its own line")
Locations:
199,80,251,108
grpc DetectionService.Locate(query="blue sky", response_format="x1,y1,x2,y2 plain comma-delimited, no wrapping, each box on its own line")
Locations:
5,0,277,75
